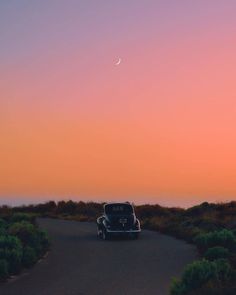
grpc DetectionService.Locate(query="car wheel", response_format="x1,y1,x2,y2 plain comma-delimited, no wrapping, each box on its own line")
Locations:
97,227,102,239
102,229,109,240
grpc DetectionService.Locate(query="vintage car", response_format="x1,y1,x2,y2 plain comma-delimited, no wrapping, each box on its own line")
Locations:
96,202,141,240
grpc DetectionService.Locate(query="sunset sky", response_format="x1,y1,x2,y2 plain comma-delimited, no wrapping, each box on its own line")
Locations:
1,1,236,207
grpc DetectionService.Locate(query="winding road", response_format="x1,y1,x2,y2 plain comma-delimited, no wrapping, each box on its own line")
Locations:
1,218,196,295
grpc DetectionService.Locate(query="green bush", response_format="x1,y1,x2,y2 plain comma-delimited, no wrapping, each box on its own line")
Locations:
22,246,37,268
183,259,217,290
38,230,50,254
0,218,6,228
214,259,232,282
0,235,23,274
205,247,230,261
170,259,233,295
8,221,50,257
11,213,36,224
0,212,50,280
194,230,236,253
0,259,9,280
171,278,188,295
170,260,217,295
0,227,6,235
0,218,7,235
8,221,39,249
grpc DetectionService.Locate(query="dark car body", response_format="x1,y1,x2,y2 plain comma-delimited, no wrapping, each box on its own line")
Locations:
96,203,141,240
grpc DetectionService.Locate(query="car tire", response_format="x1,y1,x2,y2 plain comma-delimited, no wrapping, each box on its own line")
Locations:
97,227,102,239
102,229,109,240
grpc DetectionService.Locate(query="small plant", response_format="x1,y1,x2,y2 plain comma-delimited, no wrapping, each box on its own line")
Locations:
170,259,217,294
204,247,229,261
0,235,23,274
22,246,37,268
0,215,50,280
214,258,232,283
8,221,39,248
182,259,217,290
194,230,236,253
170,259,233,295
38,229,50,254
0,218,6,235
170,278,188,295
11,213,36,224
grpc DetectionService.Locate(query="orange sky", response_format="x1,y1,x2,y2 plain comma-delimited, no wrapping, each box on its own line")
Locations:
1,1,236,206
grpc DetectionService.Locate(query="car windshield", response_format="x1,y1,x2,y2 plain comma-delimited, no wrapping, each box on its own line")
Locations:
105,204,133,215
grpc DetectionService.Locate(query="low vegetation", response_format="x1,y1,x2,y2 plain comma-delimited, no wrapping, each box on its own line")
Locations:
170,258,235,295
1,200,236,293
0,213,50,281
137,203,236,295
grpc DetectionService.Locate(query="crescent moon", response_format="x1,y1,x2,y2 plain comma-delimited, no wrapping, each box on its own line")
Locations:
115,58,121,65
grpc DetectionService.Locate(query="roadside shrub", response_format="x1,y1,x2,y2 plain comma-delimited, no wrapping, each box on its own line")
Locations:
182,259,217,290
0,218,7,235
0,218,6,228
214,259,232,282
204,247,230,261
11,213,36,224
0,259,9,280
0,210,50,280
171,278,188,295
8,221,50,257
190,216,224,232
170,259,217,295
0,235,23,274
22,246,37,268
8,221,39,248
170,259,234,295
38,229,50,254
0,227,6,235
194,230,236,253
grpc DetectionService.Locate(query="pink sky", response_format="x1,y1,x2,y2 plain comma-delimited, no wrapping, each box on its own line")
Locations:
1,1,236,206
